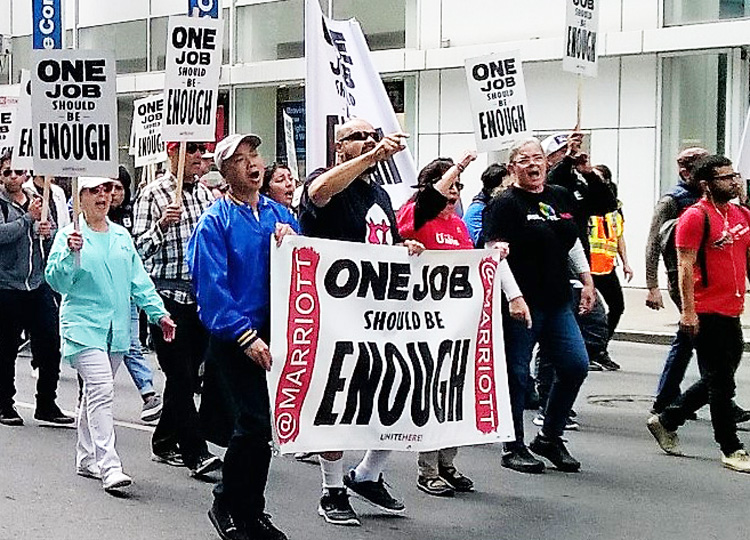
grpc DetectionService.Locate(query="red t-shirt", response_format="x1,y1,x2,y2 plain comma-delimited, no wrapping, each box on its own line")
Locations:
675,199,750,316
396,201,473,250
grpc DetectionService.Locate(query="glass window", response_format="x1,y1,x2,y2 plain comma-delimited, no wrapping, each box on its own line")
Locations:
334,0,406,50
79,20,148,74
11,35,31,84
236,0,304,63
664,0,750,25
660,52,728,193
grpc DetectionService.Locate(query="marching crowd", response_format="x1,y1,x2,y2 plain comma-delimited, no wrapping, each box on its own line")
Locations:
1,117,750,540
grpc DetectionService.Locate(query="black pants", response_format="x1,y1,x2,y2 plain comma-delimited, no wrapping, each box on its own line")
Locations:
0,285,61,410
210,334,272,519
151,295,209,469
593,271,624,339
661,314,743,455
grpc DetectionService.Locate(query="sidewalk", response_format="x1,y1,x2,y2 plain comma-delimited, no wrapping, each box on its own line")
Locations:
615,288,750,346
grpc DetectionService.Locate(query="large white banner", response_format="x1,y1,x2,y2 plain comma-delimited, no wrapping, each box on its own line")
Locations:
305,0,414,208
163,15,223,142
11,70,34,171
465,51,530,153
563,0,599,77
30,49,118,177
132,94,167,167
269,236,514,453
0,96,18,158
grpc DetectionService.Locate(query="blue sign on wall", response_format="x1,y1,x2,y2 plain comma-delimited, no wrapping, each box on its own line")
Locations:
33,0,62,50
188,0,219,18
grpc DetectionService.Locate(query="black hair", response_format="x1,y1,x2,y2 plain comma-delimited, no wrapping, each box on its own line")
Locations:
261,162,292,195
0,149,12,168
480,163,508,194
692,155,733,185
417,158,454,187
594,164,612,182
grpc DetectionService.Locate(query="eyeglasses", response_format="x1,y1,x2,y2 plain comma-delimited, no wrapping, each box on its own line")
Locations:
338,130,381,143
713,172,741,182
186,143,208,154
513,156,546,167
86,183,114,195
450,182,464,191
1,169,26,177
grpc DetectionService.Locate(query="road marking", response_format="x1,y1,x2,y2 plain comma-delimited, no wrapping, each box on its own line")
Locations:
16,401,156,433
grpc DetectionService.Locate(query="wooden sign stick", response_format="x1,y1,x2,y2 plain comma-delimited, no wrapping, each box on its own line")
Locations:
72,177,81,266
40,175,52,223
575,74,583,130
175,141,187,202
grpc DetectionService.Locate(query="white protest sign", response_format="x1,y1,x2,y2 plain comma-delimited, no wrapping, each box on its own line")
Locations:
283,109,299,181
11,71,34,170
163,15,223,142
30,49,118,177
563,0,599,78
305,0,414,209
269,236,514,453
0,97,18,158
465,51,530,153
132,94,167,167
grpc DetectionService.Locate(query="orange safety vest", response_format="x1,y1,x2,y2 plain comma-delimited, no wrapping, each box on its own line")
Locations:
588,209,623,275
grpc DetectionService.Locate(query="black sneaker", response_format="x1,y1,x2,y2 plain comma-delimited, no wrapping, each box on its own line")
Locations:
190,454,222,477
0,406,24,426
500,446,545,474
318,487,361,526
244,513,288,540
596,351,621,371
34,404,74,426
437,465,474,492
733,403,750,424
208,501,249,540
152,449,186,467
343,471,405,514
588,359,604,371
529,434,581,472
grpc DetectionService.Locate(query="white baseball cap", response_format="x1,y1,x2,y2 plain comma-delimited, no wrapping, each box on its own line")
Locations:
78,177,112,194
214,134,262,170
541,133,568,156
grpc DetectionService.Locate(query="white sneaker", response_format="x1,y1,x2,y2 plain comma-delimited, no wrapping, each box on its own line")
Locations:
102,471,132,492
721,449,750,473
647,415,683,456
77,463,101,480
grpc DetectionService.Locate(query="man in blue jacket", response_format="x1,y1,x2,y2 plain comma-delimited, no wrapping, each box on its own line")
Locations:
188,133,296,540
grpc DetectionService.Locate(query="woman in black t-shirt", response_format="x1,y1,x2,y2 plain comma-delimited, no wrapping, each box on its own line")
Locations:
482,138,594,475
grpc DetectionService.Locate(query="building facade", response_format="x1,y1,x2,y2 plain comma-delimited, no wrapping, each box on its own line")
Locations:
1,0,749,288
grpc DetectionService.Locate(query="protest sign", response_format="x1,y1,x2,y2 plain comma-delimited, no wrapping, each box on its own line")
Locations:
563,0,599,78
33,0,62,50
162,15,223,142
11,70,34,171
465,51,530,153
0,97,18,158
30,49,118,177
269,236,514,453
305,0,414,209
189,0,219,18
132,94,167,168
283,109,299,181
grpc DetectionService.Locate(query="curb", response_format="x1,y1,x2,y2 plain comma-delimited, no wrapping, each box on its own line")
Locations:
613,330,750,352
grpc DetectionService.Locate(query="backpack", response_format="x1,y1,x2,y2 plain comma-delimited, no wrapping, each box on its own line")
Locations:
657,187,699,274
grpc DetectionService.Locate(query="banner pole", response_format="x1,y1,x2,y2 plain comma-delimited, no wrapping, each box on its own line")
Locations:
175,141,187,202
575,74,583,130
72,176,81,266
40,175,52,223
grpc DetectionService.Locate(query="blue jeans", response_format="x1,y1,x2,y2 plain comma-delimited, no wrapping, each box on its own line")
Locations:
504,302,589,445
653,328,695,412
123,303,155,396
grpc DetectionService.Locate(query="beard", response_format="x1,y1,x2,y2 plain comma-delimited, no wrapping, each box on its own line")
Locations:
709,187,734,204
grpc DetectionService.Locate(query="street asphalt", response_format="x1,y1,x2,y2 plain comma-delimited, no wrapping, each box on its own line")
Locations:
2,340,749,540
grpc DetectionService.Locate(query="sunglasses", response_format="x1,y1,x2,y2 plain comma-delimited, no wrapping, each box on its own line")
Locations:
339,130,381,143
2,169,26,177
451,182,464,191
86,183,114,195
713,172,741,182
186,143,208,154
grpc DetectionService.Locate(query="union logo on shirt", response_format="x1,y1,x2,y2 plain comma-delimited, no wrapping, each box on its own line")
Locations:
364,204,393,245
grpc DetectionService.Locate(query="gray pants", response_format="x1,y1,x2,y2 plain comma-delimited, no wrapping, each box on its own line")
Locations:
418,447,458,478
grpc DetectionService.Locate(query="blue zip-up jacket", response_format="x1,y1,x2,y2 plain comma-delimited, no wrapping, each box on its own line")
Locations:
187,194,299,348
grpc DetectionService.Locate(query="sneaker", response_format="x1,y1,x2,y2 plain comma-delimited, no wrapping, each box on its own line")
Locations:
732,404,750,424
190,454,222,477
721,449,750,473
532,412,545,427
294,452,318,463
646,414,683,456
244,513,288,540
437,464,474,492
318,487,361,526
140,393,163,423
343,471,405,514
102,470,132,492
529,434,581,472
152,449,186,467
596,351,620,371
209,501,249,540
532,412,579,430
34,404,75,426
500,446,545,474
0,406,24,426
588,359,603,371
77,463,101,480
417,475,455,497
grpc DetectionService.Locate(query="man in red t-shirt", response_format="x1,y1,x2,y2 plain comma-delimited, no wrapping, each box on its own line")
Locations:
647,155,750,473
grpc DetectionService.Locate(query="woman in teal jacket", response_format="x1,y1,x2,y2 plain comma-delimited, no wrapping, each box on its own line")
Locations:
45,177,176,494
